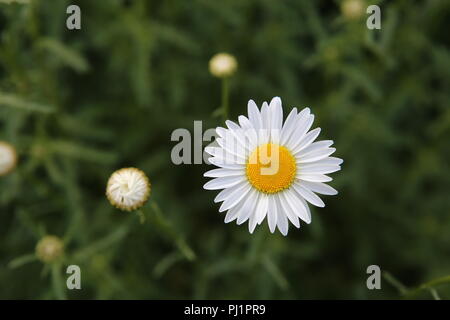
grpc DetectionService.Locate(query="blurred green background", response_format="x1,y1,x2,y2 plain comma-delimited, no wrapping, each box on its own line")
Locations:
0,0,449,299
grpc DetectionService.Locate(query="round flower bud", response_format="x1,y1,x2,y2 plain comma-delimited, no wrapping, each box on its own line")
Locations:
106,167,151,211
0,141,17,176
209,53,238,78
36,235,64,263
341,0,365,20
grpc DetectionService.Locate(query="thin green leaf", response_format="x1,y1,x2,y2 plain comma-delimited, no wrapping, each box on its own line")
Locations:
0,92,55,113
8,253,37,269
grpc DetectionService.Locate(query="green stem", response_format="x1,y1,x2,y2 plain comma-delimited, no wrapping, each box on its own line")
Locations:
137,209,146,224
150,201,196,261
384,271,450,299
262,255,289,291
405,275,450,299
8,253,38,269
221,77,229,122
382,271,408,295
51,263,66,300
429,288,441,300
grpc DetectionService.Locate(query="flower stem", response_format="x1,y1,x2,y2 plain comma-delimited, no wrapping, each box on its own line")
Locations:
262,255,289,291
405,274,450,299
429,288,441,300
150,201,196,261
51,262,66,300
221,77,229,122
137,209,146,224
382,271,408,295
8,253,38,269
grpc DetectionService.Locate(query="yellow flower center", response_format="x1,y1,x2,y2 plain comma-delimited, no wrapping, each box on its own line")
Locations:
246,143,297,194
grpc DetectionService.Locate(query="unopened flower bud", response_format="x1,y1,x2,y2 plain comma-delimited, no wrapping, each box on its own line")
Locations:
0,141,17,176
36,235,64,263
106,167,151,211
209,53,238,78
341,0,365,20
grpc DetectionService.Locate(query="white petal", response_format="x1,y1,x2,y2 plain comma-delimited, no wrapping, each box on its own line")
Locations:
216,138,247,160
286,113,314,149
204,146,219,156
224,209,239,223
237,189,259,225
303,156,343,167
267,195,278,233
219,183,253,212
238,115,252,130
209,153,244,165
238,116,258,149
272,97,283,144
224,199,245,223
298,140,334,157
260,102,271,144
216,127,228,138
203,175,244,190
292,128,321,154
255,193,269,225
284,188,311,224
278,192,300,228
293,183,325,207
280,107,298,145
297,107,311,117
295,107,311,124
214,181,249,203
225,121,251,152
275,199,289,236
298,147,336,164
225,120,240,130
204,168,245,178
248,212,258,234
320,157,343,166
299,164,341,175
299,197,312,224
297,173,332,183
248,194,265,234
269,97,283,140
205,146,244,164
248,99,263,130
208,157,244,169
298,181,338,195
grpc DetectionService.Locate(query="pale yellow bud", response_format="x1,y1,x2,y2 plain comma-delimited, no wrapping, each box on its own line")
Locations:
0,141,17,176
209,53,238,78
341,0,365,20
36,236,64,263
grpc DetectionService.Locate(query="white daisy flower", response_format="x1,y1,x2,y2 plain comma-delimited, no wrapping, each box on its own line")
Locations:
106,167,151,211
203,97,342,236
209,53,238,78
0,141,18,176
